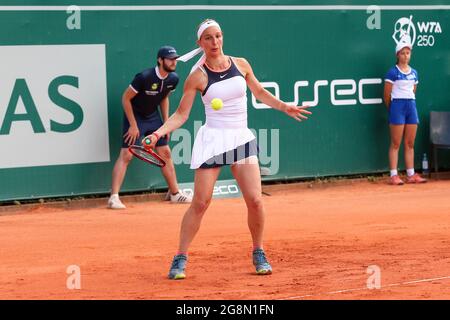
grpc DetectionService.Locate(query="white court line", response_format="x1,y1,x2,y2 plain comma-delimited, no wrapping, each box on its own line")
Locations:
0,5,449,11
278,275,450,300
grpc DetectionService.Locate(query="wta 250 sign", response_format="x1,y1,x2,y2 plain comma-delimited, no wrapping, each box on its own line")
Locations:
392,15,443,48
0,44,110,169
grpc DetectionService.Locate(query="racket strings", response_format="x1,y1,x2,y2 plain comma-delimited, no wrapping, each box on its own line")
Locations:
129,146,165,167
135,148,164,166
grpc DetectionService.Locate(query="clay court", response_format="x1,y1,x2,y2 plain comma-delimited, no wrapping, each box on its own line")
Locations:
0,179,449,300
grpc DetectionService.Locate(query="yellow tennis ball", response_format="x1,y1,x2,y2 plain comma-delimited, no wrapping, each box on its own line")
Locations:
211,98,223,111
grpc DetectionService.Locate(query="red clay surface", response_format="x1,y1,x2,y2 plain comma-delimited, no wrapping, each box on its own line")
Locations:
0,179,449,300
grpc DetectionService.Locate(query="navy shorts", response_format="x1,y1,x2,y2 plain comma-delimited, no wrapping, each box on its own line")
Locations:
122,111,168,148
199,139,259,169
389,99,419,125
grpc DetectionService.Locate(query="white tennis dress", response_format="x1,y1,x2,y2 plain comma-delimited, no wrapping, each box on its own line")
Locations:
190,57,257,169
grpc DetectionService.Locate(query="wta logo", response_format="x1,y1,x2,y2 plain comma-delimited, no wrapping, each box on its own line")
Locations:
392,16,443,48
392,16,416,46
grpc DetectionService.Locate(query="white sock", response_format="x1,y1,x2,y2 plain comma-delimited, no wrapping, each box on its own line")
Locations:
110,193,119,199
390,169,398,177
406,168,415,177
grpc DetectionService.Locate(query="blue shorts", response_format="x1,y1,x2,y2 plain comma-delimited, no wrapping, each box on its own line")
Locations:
122,111,168,148
389,99,419,125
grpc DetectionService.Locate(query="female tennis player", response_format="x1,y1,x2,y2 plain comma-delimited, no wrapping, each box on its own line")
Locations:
384,37,426,185
143,19,312,279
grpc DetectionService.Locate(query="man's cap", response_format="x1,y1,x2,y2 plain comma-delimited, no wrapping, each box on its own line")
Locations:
157,46,179,59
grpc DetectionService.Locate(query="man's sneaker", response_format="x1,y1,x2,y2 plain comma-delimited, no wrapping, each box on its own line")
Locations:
108,195,126,209
168,254,187,280
389,175,404,185
406,173,427,184
252,249,272,275
170,191,192,203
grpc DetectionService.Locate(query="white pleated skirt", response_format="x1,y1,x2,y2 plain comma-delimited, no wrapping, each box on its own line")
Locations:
190,124,257,169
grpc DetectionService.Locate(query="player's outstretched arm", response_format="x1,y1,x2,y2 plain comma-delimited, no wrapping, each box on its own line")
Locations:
237,57,312,122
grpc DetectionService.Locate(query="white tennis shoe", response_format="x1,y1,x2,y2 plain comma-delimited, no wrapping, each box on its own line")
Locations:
170,191,192,203
108,194,126,209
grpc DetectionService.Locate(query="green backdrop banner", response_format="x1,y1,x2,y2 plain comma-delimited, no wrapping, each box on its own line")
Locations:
0,2,449,201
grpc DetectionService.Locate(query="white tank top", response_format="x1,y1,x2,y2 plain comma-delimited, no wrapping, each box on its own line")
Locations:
200,58,248,128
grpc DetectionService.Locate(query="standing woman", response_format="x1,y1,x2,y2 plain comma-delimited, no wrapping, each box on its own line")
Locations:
144,19,312,279
384,38,427,185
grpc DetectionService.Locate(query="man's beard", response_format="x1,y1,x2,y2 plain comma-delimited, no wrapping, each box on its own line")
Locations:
162,63,175,73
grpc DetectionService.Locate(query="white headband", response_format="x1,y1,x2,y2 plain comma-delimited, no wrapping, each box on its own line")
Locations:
197,20,221,40
177,20,222,73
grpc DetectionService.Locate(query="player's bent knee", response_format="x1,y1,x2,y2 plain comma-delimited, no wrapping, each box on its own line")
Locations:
191,198,211,214
246,196,264,211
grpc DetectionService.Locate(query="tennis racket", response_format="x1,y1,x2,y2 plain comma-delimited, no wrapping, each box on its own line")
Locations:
128,138,166,167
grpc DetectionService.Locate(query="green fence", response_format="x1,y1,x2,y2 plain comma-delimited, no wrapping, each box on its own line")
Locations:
1,1,449,201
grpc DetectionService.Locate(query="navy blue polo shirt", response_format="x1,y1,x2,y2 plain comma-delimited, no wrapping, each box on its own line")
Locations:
129,67,179,118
